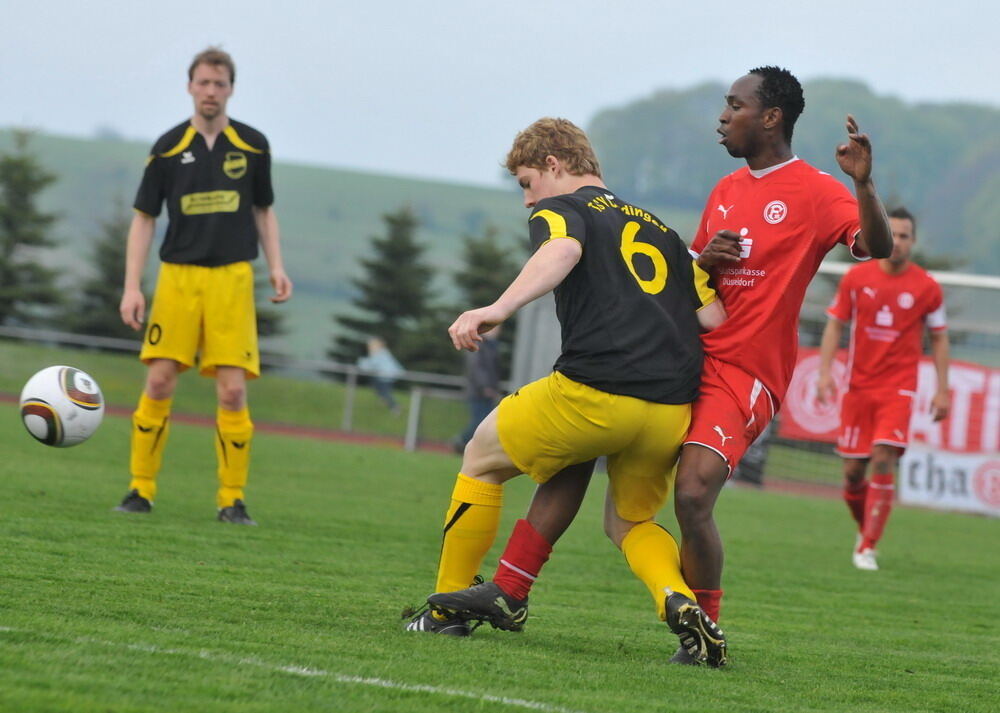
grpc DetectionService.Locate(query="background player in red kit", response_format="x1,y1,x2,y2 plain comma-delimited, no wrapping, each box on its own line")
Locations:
672,66,892,657
817,207,950,570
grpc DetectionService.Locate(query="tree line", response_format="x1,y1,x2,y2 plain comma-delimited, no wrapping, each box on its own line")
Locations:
0,132,521,376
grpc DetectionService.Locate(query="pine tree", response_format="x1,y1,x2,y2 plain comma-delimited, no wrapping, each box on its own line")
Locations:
0,131,59,325
329,206,436,365
61,201,135,339
453,225,524,376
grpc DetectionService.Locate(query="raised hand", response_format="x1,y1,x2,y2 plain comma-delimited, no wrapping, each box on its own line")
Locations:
835,114,874,183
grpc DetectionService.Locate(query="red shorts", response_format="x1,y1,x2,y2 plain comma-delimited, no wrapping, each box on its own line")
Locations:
836,388,913,458
684,355,776,474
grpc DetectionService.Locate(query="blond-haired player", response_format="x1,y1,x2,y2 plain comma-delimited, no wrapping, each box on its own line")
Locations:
407,118,728,666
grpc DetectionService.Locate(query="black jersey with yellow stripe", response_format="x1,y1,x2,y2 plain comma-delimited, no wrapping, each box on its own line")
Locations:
528,186,715,404
134,119,274,267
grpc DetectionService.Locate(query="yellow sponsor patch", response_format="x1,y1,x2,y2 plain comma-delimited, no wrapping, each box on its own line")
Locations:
181,191,240,215
223,152,247,179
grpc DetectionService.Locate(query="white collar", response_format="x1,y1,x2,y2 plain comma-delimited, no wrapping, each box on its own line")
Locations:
749,155,799,179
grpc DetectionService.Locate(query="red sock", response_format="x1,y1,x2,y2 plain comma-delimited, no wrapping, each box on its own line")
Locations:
693,589,723,623
843,479,869,529
493,519,552,601
860,472,894,550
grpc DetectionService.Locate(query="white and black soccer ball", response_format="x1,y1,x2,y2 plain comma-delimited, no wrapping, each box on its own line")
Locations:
19,365,105,447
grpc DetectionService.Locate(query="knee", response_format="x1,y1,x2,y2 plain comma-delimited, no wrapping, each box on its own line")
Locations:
674,479,715,525
217,383,247,411
843,461,867,484
145,369,177,400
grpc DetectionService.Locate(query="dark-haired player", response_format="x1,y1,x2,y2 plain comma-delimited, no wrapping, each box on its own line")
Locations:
673,66,892,656
817,206,950,570
408,117,728,666
114,47,292,524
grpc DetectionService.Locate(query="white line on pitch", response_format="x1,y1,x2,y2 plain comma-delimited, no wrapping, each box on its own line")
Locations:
0,627,593,713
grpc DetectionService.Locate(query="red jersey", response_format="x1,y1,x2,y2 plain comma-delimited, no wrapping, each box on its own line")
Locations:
827,260,946,393
692,158,865,405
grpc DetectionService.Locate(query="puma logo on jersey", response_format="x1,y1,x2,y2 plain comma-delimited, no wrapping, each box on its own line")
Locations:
862,287,877,298
231,441,247,449
893,430,904,440
136,425,154,433
717,204,735,219
181,151,195,164
713,426,733,446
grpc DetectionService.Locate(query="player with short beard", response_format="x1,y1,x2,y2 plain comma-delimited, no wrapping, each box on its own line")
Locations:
114,47,292,525
817,206,950,571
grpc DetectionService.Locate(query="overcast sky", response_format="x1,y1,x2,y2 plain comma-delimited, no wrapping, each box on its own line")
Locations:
2,1,996,186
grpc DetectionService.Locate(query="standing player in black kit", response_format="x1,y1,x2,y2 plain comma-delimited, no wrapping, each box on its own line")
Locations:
115,47,292,525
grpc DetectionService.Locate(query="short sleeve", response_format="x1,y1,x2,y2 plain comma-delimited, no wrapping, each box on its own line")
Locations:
826,271,854,323
815,175,865,259
926,280,947,331
689,191,716,256
253,135,274,207
133,146,165,217
528,198,586,252
671,234,717,311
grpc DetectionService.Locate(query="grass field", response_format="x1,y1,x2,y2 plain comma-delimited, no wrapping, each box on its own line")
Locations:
1,400,997,712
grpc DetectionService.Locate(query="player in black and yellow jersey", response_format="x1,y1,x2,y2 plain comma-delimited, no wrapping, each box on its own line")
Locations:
407,118,728,666
114,47,292,525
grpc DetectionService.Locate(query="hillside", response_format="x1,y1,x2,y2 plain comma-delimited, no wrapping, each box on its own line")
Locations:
0,131,534,359
3,80,997,360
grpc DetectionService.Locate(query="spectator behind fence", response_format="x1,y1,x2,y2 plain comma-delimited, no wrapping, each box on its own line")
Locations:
453,325,502,453
358,337,404,415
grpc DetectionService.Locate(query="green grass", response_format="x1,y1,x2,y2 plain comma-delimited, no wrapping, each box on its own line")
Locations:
1,401,997,712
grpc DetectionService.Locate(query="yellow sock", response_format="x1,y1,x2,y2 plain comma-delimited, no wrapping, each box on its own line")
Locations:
621,522,695,620
215,407,254,508
128,393,172,501
434,473,503,593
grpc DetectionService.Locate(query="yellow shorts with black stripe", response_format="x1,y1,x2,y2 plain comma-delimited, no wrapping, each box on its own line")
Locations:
140,261,260,378
496,371,691,522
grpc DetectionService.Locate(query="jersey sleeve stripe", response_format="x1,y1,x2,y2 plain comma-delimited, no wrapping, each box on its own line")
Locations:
223,126,264,154
692,261,718,308
530,209,572,240
926,303,948,330
158,125,198,159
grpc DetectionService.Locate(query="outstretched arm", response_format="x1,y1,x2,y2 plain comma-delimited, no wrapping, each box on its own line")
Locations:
449,238,583,351
835,114,892,259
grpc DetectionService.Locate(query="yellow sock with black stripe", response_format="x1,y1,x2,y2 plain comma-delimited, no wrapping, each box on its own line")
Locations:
434,473,503,594
215,407,254,508
128,393,172,502
621,522,695,621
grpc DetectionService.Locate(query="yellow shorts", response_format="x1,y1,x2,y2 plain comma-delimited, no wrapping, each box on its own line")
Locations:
496,371,691,522
140,261,260,378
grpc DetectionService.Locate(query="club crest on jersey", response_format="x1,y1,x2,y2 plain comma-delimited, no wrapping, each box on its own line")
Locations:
223,152,247,179
898,292,915,309
763,200,787,224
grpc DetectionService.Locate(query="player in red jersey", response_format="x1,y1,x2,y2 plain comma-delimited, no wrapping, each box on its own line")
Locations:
817,207,950,570
671,66,892,655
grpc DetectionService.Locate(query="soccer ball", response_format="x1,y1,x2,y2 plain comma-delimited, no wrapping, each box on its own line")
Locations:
19,366,105,447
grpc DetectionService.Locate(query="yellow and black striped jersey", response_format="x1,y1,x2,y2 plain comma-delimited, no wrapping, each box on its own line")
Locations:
134,119,273,267
528,186,716,404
